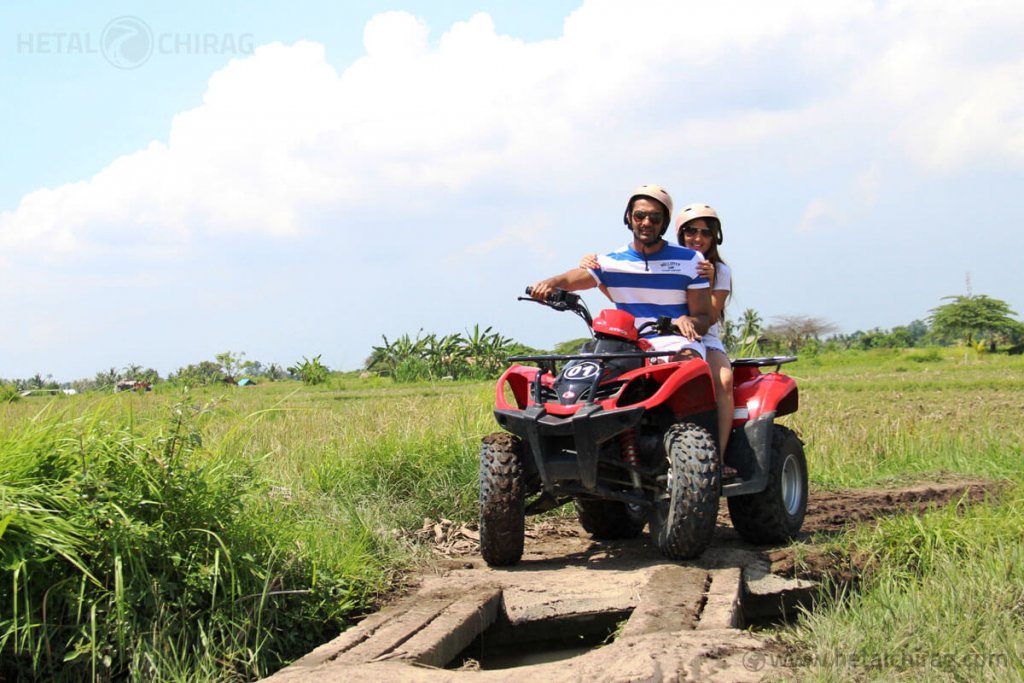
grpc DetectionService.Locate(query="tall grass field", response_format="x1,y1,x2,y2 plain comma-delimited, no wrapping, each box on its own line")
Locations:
1,348,1022,680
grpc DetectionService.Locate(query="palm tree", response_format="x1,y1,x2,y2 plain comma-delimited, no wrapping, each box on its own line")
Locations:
95,367,121,389
720,318,738,352
368,332,428,377
735,308,764,356
424,333,466,378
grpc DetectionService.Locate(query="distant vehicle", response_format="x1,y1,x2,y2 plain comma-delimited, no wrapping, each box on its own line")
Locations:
114,380,152,393
18,388,76,397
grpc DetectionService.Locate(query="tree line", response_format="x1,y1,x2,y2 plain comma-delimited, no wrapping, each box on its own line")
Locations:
1,351,302,399
730,294,1022,356
363,324,537,382
3,293,1020,397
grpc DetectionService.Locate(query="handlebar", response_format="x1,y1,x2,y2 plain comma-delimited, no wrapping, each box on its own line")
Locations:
520,286,592,327
524,286,581,310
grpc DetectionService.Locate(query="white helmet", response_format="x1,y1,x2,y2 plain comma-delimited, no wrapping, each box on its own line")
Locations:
676,202,723,245
624,184,673,236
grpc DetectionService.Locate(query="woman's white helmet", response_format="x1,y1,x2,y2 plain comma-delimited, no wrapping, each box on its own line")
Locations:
624,184,674,236
676,202,723,245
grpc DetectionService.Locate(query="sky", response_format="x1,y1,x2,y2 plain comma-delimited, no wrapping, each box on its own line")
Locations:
2,0,1023,381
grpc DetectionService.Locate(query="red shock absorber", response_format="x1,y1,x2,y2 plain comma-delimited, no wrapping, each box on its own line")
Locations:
620,428,643,491
620,428,640,468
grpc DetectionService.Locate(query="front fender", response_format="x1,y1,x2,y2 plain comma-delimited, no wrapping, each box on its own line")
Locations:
495,364,538,410
616,359,716,417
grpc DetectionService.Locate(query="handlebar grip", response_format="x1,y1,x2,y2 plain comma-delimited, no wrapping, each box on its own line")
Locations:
524,285,580,308
525,285,563,303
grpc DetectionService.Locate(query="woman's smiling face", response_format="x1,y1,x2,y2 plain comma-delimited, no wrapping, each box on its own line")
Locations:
680,218,714,255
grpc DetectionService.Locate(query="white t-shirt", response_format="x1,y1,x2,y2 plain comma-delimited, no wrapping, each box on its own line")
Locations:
588,242,709,331
705,261,732,343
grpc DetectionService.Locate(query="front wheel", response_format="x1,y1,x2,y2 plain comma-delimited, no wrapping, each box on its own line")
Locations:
649,422,720,560
727,425,807,543
479,433,526,566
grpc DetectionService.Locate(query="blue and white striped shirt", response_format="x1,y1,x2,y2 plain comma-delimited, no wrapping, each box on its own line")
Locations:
589,243,709,333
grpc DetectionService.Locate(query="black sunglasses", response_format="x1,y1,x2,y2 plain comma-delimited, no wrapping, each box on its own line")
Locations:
632,210,664,225
682,225,715,237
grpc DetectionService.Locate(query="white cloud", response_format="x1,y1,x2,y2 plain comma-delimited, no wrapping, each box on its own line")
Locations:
4,1,1023,261
854,166,882,208
796,165,881,234
798,198,836,233
846,2,1024,171
449,212,557,263
363,11,430,60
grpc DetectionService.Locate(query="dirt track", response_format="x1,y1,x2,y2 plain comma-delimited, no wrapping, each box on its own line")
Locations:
264,477,1002,682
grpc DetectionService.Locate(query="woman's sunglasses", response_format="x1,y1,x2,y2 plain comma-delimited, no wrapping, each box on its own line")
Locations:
682,225,715,238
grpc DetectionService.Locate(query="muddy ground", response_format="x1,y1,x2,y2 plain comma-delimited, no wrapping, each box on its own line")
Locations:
266,477,1004,682
419,475,1001,580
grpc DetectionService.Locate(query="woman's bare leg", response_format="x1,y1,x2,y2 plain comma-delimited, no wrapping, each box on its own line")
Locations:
706,349,735,472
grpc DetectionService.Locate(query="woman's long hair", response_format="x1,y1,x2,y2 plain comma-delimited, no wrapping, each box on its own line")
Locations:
678,217,732,303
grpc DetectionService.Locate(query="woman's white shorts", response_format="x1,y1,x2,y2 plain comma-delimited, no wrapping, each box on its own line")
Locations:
646,335,706,361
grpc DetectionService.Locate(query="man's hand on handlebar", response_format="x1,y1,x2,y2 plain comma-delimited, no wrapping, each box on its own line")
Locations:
528,278,560,302
672,315,700,340
526,268,598,303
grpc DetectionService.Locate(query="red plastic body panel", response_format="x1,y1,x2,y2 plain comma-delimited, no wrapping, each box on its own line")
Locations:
495,359,716,419
495,364,549,409
731,365,799,424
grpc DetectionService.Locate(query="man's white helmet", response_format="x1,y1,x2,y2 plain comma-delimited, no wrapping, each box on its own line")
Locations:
624,184,674,236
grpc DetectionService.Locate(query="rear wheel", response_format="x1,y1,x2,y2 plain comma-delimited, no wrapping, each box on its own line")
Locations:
727,425,807,543
649,422,720,560
479,433,526,566
576,498,645,539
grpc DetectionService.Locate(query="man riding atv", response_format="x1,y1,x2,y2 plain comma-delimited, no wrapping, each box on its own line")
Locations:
479,184,808,567
528,184,713,361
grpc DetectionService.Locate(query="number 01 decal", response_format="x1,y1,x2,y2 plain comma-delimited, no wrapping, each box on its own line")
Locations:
563,361,600,380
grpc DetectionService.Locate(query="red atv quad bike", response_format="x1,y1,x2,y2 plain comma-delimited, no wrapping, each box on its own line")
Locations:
479,288,807,566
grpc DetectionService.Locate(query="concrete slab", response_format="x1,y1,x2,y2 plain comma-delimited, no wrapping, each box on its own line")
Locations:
742,554,818,621
262,539,821,681
698,567,742,630
620,565,707,637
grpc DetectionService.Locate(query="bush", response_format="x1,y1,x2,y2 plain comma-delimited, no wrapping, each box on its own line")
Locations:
0,383,19,402
908,348,943,363
366,326,526,382
0,402,362,681
288,355,330,385
169,361,226,387
394,356,432,383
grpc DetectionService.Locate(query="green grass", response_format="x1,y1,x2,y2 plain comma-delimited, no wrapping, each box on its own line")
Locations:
2,349,1022,680
783,347,1024,488
0,379,495,681
766,348,1024,680
776,488,1024,681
